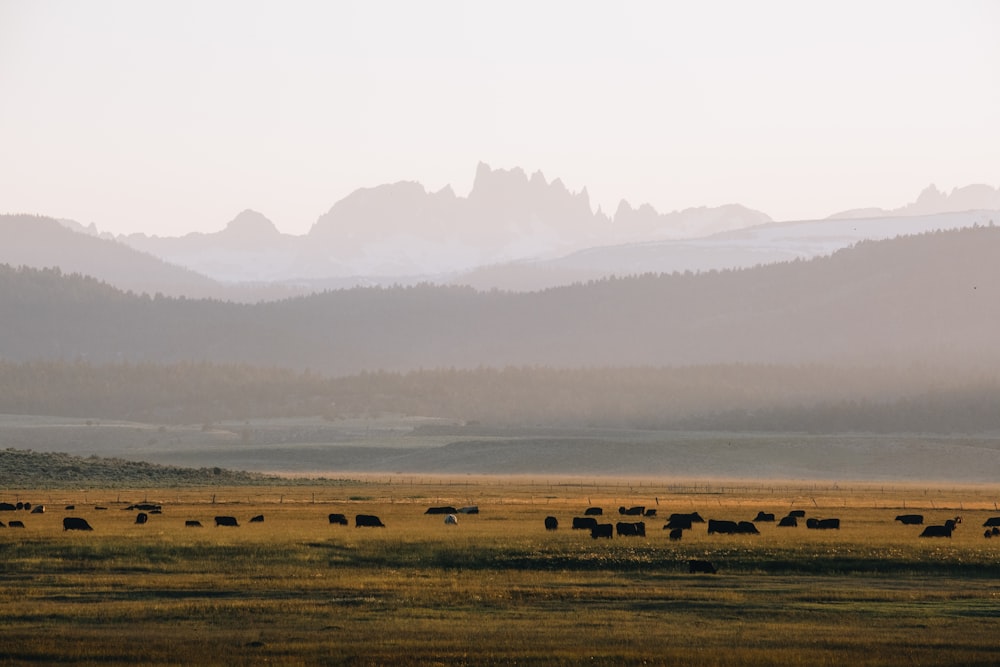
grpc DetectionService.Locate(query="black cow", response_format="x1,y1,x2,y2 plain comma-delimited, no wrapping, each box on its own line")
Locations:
669,512,704,524
214,516,239,527
707,519,739,535
920,525,952,538
788,510,806,518
778,515,797,527
328,513,348,525
30,505,44,514
666,516,692,530
590,523,613,539
986,530,993,539
572,517,599,530
754,512,775,522
619,506,645,516
895,514,924,525
425,506,458,515
132,503,161,511
63,517,93,531
669,528,683,541
983,517,1000,527
22,502,30,510
457,506,479,514
544,516,558,531
736,521,760,535
818,518,840,530
8,520,25,528
355,514,385,528
689,559,717,574
584,507,603,516
644,509,657,517
65,505,75,510
185,520,202,527
249,514,264,523
135,512,148,525
616,521,646,537
0,502,15,511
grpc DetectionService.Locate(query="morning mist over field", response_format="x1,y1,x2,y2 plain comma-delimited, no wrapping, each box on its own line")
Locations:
2,1,999,481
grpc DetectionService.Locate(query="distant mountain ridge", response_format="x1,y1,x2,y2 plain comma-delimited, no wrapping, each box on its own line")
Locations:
829,183,1000,219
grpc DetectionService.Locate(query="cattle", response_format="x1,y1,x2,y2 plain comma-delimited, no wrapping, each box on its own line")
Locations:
590,523,613,539
65,505,75,510
135,512,148,525
584,507,603,516
30,505,44,514
15,502,23,510
616,521,646,537
669,528,683,541
688,559,717,574
778,515,797,527
214,516,239,527
920,525,952,538
895,514,924,525
736,521,760,535
544,516,558,531
666,516,693,530
788,510,806,518
805,517,840,529
328,513,348,525
707,519,739,535
753,512,775,522
986,530,993,539
185,520,202,527
0,502,15,511
619,506,645,516
22,502,30,510
806,518,819,529
572,517,599,530
95,506,107,511
983,517,1000,527
355,514,385,528
444,514,458,525
644,509,657,517
131,503,161,511
457,506,479,514
8,520,25,528
425,506,458,515
63,517,93,531
249,514,264,523
993,527,999,536
669,512,704,524
0,521,4,528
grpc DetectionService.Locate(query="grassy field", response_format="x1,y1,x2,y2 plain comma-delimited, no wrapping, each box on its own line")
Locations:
2,477,1000,665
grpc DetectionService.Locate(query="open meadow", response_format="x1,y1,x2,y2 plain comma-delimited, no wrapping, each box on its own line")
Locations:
2,477,1000,665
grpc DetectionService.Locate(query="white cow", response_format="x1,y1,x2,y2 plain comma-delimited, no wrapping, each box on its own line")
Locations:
444,514,458,525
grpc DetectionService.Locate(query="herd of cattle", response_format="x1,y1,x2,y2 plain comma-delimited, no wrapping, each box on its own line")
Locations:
0,501,991,560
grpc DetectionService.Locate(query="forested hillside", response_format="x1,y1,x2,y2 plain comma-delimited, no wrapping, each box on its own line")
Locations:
2,226,998,374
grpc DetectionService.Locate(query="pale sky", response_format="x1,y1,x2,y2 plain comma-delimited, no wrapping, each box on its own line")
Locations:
1,1,998,236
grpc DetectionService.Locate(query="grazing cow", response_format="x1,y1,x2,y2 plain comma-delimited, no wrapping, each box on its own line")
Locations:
8,520,24,528
185,520,202,527
135,512,148,525
572,517,599,530
736,521,760,535
214,516,239,527
753,512,775,522
788,510,806,518
689,559,717,574
457,506,479,514
818,518,840,530
590,523,613,539
644,509,657,517
249,514,264,523
619,506,645,516
0,502,15,511
30,505,44,514
355,514,385,528
707,519,739,535
425,506,457,515
63,517,93,531
669,512,704,525
444,514,458,525
65,505,75,510
669,528,683,541
920,525,952,538
666,516,693,530
584,507,603,516
778,515,798,527
895,514,924,525
544,516,558,531
328,513,348,525
616,521,646,537
983,517,1000,527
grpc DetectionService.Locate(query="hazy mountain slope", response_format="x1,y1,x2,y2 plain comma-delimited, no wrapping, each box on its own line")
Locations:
0,214,226,298
829,183,1000,219
1,226,998,375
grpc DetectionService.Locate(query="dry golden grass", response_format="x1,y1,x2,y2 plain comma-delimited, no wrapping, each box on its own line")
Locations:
2,477,1000,665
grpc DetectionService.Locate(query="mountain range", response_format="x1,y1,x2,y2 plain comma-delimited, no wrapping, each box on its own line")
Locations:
3,164,999,296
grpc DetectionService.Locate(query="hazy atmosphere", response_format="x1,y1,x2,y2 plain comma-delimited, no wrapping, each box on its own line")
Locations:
2,1,998,236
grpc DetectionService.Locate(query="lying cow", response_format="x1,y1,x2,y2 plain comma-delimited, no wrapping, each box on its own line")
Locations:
689,559,717,574
425,506,457,515
895,514,924,525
